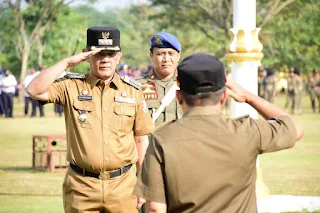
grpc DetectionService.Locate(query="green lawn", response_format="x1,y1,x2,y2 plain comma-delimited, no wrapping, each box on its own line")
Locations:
0,94,319,213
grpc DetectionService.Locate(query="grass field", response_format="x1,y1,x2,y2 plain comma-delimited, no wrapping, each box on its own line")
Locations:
0,94,319,213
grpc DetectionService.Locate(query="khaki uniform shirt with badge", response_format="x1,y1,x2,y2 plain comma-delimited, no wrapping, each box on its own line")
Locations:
45,72,154,172
134,108,298,213
135,71,182,126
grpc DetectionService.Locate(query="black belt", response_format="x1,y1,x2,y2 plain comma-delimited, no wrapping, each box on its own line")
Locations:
70,163,132,180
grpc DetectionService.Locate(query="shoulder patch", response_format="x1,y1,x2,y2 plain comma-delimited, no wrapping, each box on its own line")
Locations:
234,114,250,120
153,119,177,133
141,81,158,100
65,72,86,79
121,76,141,90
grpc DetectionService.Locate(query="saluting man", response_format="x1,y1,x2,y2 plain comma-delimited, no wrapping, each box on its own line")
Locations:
28,26,154,213
134,53,304,213
135,32,182,126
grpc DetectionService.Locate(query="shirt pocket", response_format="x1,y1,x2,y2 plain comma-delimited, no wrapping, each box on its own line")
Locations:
73,100,95,129
113,102,136,133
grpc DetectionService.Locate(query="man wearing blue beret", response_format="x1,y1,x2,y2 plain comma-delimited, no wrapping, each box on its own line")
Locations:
135,32,182,127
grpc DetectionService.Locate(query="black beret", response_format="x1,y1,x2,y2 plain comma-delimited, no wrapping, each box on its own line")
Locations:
294,67,301,75
177,54,225,94
87,26,121,52
265,68,274,76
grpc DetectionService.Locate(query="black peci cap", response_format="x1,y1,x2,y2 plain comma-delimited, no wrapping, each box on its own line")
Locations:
87,26,121,51
177,54,225,94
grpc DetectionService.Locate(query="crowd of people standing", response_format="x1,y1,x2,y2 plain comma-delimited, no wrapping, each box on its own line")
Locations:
258,66,320,115
1,62,320,119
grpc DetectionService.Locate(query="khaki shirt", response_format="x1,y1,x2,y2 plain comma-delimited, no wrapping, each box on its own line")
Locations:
134,108,297,213
135,71,182,126
46,72,154,172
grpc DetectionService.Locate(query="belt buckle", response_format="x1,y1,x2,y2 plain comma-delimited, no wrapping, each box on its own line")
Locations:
99,171,110,180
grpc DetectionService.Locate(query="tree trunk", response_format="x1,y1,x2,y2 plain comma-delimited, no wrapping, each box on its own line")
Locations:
18,46,31,103
37,36,45,67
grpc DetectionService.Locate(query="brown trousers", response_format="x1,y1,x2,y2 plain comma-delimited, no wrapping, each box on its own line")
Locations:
63,166,137,213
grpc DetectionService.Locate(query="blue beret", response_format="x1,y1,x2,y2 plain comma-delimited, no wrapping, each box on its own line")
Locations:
150,32,182,52
177,54,225,94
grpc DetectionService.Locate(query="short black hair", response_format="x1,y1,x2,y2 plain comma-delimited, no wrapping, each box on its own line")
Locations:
181,87,225,107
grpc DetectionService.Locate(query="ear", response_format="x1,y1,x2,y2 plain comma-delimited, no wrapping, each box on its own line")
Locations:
117,51,123,64
220,88,228,105
177,52,181,61
149,50,153,59
176,90,183,105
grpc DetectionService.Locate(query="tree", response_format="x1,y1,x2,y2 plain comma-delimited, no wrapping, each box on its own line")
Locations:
148,0,298,59
260,0,320,71
3,0,68,100
3,0,98,100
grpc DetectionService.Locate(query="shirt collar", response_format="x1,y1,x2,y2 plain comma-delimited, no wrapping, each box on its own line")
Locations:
88,71,120,89
149,69,177,81
183,107,221,118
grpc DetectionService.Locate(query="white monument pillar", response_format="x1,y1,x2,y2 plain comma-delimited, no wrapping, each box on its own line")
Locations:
225,0,269,200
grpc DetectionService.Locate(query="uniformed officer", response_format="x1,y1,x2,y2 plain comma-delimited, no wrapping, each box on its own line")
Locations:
133,53,304,213
28,26,154,213
293,67,303,114
285,67,295,111
307,69,318,112
135,32,182,126
263,67,277,103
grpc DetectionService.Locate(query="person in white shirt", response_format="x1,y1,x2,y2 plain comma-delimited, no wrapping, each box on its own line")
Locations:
31,66,45,117
22,67,37,116
1,69,17,117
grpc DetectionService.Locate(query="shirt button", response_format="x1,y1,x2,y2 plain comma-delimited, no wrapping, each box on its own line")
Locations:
103,93,107,96
104,141,108,145
104,125,108,128
103,108,107,112
105,157,109,161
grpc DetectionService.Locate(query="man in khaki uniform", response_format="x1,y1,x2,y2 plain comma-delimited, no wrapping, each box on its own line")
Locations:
263,67,277,103
134,53,304,213
307,69,319,113
135,32,182,126
293,67,303,114
28,26,154,213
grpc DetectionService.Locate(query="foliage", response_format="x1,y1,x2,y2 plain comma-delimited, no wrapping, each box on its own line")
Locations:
0,9,21,74
148,0,320,73
260,0,320,72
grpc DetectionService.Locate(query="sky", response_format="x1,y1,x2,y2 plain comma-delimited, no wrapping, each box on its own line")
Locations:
70,0,150,11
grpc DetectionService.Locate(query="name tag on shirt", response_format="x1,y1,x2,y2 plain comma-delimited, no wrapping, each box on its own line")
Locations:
115,96,135,104
78,95,93,101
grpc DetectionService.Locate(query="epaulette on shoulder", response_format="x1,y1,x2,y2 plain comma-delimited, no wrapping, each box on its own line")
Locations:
134,75,146,81
121,76,141,90
234,114,250,120
65,72,86,79
54,76,68,82
153,119,177,133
